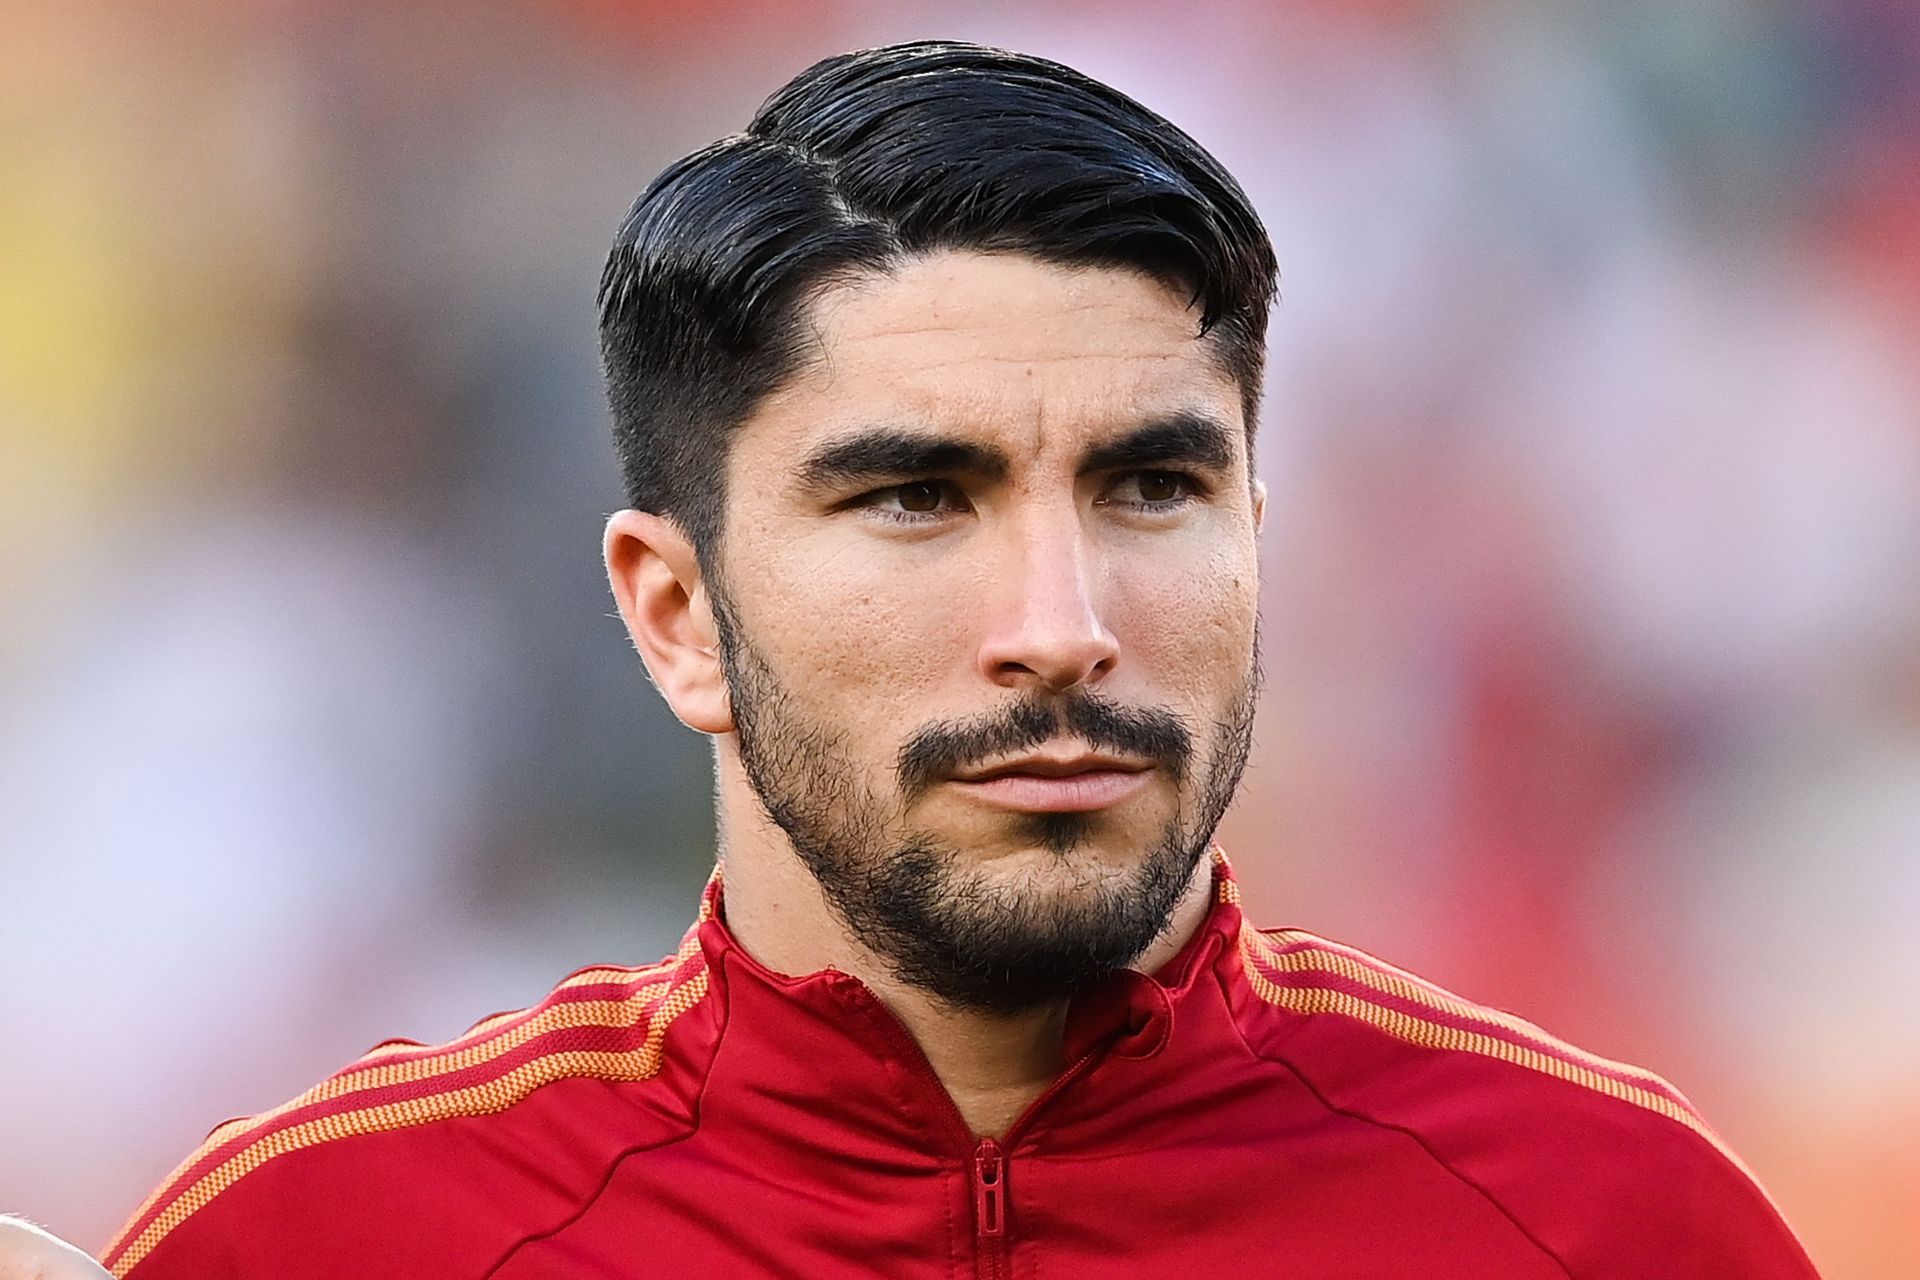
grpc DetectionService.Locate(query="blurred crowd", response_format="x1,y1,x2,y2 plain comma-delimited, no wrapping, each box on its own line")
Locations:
2,1,1915,1273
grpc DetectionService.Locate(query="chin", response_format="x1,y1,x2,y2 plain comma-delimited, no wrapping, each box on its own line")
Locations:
941,800,1159,862
972,819,1168,888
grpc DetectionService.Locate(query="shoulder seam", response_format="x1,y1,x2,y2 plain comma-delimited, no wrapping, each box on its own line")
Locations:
104,939,708,1276
477,1127,703,1278
1254,927,1682,1086
477,958,739,1278
1234,924,1790,1217
1243,927,1704,1116
1228,1008,1577,1279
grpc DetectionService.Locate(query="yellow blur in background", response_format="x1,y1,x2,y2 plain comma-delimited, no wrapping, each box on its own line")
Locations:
2,2,1916,1274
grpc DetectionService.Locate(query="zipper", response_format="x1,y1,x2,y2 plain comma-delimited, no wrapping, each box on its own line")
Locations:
973,1137,1006,1229
851,977,1132,1275
967,1047,1105,1279
971,1137,1008,1280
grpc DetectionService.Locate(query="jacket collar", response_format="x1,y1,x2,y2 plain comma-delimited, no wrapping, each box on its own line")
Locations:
686,848,1247,1153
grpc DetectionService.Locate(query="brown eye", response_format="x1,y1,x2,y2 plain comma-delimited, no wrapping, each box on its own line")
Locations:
897,482,944,513
1136,472,1182,503
1100,470,1199,512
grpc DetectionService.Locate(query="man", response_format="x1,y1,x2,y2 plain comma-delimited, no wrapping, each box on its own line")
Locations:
7,40,1817,1279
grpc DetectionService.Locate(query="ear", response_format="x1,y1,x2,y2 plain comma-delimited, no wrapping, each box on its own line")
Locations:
604,509,733,735
1250,477,1267,533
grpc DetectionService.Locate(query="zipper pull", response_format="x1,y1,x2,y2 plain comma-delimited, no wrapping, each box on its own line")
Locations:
972,1138,1006,1238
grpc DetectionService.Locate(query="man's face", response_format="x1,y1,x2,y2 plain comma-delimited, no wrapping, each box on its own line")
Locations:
713,251,1263,1012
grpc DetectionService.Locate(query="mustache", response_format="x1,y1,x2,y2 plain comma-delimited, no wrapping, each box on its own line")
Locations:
896,691,1193,805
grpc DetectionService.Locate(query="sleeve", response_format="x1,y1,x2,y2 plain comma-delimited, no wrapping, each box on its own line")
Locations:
1428,1068,1820,1279
102,1115,559,1280
1311,1027,1824,1278
1236,928,1822,1278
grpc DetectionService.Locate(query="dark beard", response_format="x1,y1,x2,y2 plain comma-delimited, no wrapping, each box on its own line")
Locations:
712,591,1258,1015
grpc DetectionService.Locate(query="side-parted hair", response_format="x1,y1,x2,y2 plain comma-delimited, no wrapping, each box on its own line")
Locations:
597,40,1278,562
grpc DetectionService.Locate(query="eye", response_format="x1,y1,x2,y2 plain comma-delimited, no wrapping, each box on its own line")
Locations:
894,481,946,513
1104,470,1201,510
856,479,972,524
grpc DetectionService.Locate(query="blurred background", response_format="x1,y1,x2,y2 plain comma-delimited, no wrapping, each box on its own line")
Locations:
3,0,1916,1272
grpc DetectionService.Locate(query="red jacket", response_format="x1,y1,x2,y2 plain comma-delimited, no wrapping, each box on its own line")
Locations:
105,854,1818,1278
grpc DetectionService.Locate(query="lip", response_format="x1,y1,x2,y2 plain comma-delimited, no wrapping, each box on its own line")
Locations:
948,755,1154,813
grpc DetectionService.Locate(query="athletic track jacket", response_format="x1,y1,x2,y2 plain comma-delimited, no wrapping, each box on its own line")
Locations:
104,853,1819,1278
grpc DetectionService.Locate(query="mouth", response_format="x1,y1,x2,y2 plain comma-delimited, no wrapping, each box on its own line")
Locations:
948,751,1155,813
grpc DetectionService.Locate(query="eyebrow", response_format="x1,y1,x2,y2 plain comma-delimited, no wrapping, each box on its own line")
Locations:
792,410,1239,494
795,430,1011,491
1076,412,1236,475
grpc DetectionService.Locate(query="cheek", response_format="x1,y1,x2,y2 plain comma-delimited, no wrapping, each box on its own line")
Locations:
1106,541,1258,705
739,523,985,715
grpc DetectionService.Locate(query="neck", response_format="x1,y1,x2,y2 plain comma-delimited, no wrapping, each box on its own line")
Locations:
715,759,1217,1138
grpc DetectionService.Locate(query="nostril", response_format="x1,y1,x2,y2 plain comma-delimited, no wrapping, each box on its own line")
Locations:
976,590,1120,691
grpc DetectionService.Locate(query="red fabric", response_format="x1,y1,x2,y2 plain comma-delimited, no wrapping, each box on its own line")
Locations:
106,858,1820,1278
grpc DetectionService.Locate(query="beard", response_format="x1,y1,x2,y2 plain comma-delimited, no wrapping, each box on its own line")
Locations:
712,590,1259,1015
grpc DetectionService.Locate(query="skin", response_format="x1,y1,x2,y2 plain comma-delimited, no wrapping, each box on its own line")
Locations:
607,251,1265,1136
0,1218,112,1278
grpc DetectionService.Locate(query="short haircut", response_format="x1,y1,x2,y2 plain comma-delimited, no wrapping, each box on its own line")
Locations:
597,40,1278,562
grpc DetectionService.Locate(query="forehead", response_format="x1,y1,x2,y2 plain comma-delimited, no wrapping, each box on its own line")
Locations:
736,251,1245,471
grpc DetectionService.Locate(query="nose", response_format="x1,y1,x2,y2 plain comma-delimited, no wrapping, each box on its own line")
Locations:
975,508,1120,693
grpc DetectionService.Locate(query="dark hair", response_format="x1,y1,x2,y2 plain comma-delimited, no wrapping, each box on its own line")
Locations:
597,40,1277,562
